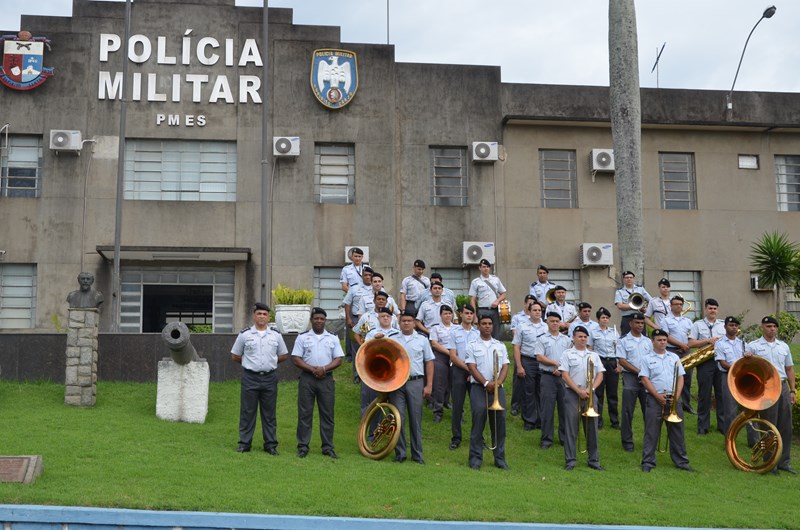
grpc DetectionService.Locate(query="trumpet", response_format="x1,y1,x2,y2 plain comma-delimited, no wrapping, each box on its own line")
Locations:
657,362,683,453
485,349,505,450
578,356,599,454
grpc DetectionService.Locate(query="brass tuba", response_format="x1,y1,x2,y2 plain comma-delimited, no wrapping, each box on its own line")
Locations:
355,337,411,460
725,356,783,473
545,288,557,304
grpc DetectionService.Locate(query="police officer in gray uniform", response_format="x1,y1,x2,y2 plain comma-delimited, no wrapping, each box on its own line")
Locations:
512,300,547,431
291,308,344,459
616,312,653,452
231,302,289,454
389,311,434,464
535,312,572,449
448,303,479,450
399,259,430,318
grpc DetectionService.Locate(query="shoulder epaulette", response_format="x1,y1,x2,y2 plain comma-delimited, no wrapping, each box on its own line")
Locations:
239,326,250,333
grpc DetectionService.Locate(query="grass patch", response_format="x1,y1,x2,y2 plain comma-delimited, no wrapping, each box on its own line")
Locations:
0,348,798,528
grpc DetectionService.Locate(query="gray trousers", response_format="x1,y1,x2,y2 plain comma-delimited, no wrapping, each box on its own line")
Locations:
468,383,507,468
595,357,619,428
718,371,739,435
754,383,793,469
539,371,565,446
296,372,335,452
621,372,647,451
672,348,693,411
431,351,450,418
696,359,724,433
450,365,471,444
238,369,278,450
641,394,689,469
520,356,541,428
563,388,599,466
390,377,425,461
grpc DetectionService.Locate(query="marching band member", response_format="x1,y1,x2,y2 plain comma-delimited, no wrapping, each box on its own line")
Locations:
449,303,480,450
353,291,397,347
616,312,653,452
469,258,507,340
465,314,510,470
535,312,572,449
614,271,652,335
639,329,694,472
510,294,538,416
340,247,364,292
568,302,599,345
418,272,456,309
545,285,577,333
389,311,435,464
644,278,672,330
714,316,745,434
356,272,399,316
559,326,605,471
415,281,446,336
399,259,430,318
511,294,537,333
361,307,402,422
591,307,620,429
744,316,797,475
429,305,457,423
530,264,557,303
343,266,373,362
660,295,695,413
512,300,547,431
688,298,725,435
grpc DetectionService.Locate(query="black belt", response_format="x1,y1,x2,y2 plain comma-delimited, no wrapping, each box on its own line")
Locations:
542,371,559,376
408,375,424,381
244,368,274,376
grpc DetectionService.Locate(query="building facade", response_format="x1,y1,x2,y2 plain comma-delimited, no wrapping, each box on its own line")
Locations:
1,0,799,334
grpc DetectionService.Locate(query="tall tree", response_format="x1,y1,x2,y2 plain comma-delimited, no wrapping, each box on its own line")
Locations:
749,231,799,315
609,0,644,281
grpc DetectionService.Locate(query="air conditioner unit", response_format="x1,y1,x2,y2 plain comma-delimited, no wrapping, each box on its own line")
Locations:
344,246,370,264
273,136,300,157
750,274,772,292
471,141,498,163
463,241,495,265
50,130,82,153
590,148,615,172
580,243,613,267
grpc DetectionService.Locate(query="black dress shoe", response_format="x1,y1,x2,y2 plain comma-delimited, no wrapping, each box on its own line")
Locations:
685,407,697,415
697,429,709,435
510,408,519,416
611,423,620,429
778,466,798,475
432,415,442,423
469,463,481,470
564,463,575,471
265,447,279,455
623,447,634,453
495,462,509,470
323,450,338,460
641,466,652,473
449,441,460,450
236,445,251,453
589,463,605,471
297,450,308,458
524,423,534,431
444,402,452,410
413,458,425,465
771,468,780,475
394,456,406,463
677,464,696,472
540,443,551,450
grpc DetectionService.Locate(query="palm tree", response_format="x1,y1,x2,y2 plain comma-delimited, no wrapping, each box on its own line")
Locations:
749,231,799,314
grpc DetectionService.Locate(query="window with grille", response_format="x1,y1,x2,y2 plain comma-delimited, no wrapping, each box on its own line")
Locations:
1,136,42,198
124,140,237,201
540,149,577,208
0,264,37,328
314,267,345,318
314,144,355,204
659,152,697,210
431,268,470,297
431,147,468,206
549,269,581,304
785,291,800,320
663,270,701,321
775,155,800,212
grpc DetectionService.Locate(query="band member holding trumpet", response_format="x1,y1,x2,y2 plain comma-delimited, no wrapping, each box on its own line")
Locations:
688,298,725,435
744,315,797,475
614,271,651,335
545,285,577,333
639,329,693,472
559,326,605,471
465,314,510,470
469,258,507,339
530,265,556,303
713,316,745,435
616,312,653,452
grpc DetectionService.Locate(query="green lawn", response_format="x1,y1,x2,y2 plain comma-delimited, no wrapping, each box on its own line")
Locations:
0,347,798,528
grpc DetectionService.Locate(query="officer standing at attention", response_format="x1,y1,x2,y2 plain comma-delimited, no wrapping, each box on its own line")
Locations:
469,258,507,339
231,302,289,454
466,314,510,470
614,271,651,336
616,312,653,453
399,259,431,318
291,308,344,459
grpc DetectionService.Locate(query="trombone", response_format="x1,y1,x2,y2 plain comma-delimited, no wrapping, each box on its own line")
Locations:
578,356,599,454
485,349,505,450
657,362,683,453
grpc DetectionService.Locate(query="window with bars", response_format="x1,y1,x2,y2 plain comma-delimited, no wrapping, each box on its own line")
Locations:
314,267,345,318
785,291,800,320
549,269,581,304
431,147,468,206
124,140,237,201
1,136,43,198
774,155,800,212
0,264,37,328
540,149,577,208
659,152,697,210
431,268,470,297
314,144,355,204
663,270,701,321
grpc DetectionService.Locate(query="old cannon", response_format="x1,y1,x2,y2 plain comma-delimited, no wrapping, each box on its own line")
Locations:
161,321,200,365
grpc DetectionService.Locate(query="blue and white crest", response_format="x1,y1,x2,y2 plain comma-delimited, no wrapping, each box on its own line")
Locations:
310,48,358,109
0,32,54,91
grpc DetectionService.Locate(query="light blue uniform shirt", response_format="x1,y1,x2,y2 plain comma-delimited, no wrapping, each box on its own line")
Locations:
450,325,480,362
340,263,364,288
714,336,744,372
429,322,456,350
291,329,344,367
591,326,619,358
639,351,685,394
616,333,653,372
343,282,372,316
231,326,288,372
392,331,434,377
615,286,652,317
535,332,573,373
418,287,456,309
689,318,725,342
365,327,401,341
746,337,793,381
355,311,398,337
545,301,577,324
416,299,445,329
530,280,556,302
400,274,430,303
568,318,600,345
465,337,509,383
512,319,547,358
661,314,692,349
558,348,605,389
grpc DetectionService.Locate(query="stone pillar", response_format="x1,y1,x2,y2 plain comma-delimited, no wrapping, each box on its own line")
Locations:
65,308,99,406
156,359,210,423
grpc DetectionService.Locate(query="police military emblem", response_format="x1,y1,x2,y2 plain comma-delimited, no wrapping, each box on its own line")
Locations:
310,48,358,109
0,31,54,90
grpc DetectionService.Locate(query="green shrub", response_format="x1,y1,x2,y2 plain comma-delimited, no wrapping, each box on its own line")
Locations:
739,311,800,344
272,284,314,305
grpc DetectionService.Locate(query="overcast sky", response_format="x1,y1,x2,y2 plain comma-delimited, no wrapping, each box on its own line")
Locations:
2,1,797,94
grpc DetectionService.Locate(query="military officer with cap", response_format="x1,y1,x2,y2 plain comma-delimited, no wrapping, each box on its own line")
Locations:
615,271,652,336
418,272,457,309
469,258,507,339
530,265,556,303
448,303,480,450
340,247,365,292
399,259,430,318
616,311,653,452
545,286,577,333
644,278,672,331
688,298,725,434
535,311,572,449
714,315,745,434
512,300,547,430
291,308,344,459
660,295,695,413
591,307,620,429
231,302,289,454
568,302,599,344
744,315,797,474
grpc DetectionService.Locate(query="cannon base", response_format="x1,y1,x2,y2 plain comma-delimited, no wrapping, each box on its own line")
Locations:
156,358,210,423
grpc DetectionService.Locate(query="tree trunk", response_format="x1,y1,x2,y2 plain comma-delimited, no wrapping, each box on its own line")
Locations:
609,0,644,281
